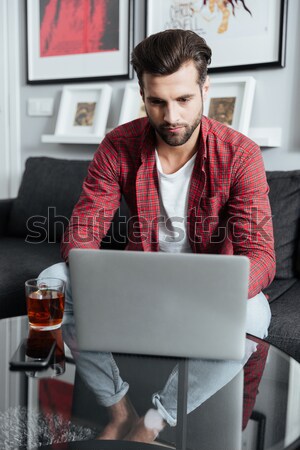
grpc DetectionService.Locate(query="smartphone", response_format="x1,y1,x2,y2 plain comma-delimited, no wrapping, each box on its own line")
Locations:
9,338,56,371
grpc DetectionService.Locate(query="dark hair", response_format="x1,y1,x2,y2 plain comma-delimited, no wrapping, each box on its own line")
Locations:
131,29,212,88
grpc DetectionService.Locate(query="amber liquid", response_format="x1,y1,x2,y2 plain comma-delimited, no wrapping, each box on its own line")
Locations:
27,289,65,330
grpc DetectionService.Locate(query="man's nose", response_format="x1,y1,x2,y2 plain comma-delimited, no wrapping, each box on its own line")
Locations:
163,103,180,124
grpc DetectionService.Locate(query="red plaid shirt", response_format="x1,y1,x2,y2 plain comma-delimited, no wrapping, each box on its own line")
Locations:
61,116,275,298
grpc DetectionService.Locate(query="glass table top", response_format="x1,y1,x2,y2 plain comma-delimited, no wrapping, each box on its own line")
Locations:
0,315,300,450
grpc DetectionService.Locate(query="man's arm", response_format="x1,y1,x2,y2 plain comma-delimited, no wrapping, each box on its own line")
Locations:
61,135,121,262
227,144,276,298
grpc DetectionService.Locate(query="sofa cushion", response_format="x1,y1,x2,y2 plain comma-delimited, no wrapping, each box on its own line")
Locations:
266,279,300,362
266,171,300,279
263,278,298,303
0,237,61,319
8,157,90,242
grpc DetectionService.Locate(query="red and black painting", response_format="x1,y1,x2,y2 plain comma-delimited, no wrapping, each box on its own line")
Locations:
39,0,119,57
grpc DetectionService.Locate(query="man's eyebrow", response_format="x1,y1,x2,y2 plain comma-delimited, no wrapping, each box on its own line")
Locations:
176,94,195,99
146,96,164,101
146,94,196,101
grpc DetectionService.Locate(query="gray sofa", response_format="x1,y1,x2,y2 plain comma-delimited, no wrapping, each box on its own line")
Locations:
0,157,299,362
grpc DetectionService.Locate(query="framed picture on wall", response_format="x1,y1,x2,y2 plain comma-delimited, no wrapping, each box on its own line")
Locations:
203,76,256,135
146,0,288,72
26,0,134,84
54,84,112,139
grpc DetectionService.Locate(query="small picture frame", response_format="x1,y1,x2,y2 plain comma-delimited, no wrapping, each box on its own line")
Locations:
204,76,256,135
55,84,112,139
118,84,146,125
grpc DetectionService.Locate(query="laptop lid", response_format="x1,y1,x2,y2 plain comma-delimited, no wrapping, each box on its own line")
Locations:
69,249,249,360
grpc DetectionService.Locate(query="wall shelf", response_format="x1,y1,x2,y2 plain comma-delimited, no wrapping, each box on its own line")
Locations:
41,134,102,144
248,127,282,148
42,127,282,148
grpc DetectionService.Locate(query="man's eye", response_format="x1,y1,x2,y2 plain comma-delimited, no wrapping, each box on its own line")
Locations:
150,99,163,105
179,98,189,103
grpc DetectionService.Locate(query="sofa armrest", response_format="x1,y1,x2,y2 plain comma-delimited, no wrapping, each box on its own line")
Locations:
0,198,14,236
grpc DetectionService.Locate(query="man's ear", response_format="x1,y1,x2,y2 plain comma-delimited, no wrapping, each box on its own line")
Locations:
140,86,145,102
202,76,210,102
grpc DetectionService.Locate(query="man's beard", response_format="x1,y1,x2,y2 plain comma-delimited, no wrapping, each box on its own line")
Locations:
146,108,203,147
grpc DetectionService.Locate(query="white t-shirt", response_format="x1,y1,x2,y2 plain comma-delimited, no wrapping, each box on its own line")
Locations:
155,150,196,253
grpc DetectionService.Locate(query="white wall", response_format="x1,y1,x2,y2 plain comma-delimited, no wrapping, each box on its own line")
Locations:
17,0,300,173
258,0,300,170
18,0,145,165
206,0,300,171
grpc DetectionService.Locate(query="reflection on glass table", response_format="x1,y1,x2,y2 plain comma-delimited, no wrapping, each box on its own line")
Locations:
9,326,65,378
0,316,300,450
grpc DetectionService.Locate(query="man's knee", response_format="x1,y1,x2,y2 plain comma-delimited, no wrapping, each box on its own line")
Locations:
246,292,271,339
39,262,69,283
40,262,73,314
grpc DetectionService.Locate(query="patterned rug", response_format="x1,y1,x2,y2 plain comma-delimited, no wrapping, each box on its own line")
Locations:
0,406,98,449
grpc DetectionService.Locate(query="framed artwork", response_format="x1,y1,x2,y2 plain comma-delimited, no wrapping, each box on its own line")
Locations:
146,0,288,72
118,84,146,125
26,0,134,83
203,76,256,135
54,84,112,139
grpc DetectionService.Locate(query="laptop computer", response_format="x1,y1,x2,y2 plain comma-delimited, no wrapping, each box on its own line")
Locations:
69,249,249,360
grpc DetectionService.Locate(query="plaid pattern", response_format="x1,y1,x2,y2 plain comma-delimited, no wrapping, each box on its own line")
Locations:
61,116,275,298
243,337,270,430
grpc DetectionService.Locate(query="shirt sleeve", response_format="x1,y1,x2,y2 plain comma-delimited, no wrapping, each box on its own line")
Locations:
227,144,276,298
60,134,121,262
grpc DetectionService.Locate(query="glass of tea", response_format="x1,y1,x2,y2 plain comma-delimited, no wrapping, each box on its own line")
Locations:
25,278,65,331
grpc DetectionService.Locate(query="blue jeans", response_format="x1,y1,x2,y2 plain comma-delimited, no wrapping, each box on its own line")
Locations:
39,262,271,426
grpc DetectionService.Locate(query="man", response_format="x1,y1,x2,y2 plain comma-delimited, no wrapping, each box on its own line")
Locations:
41,30,275,443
